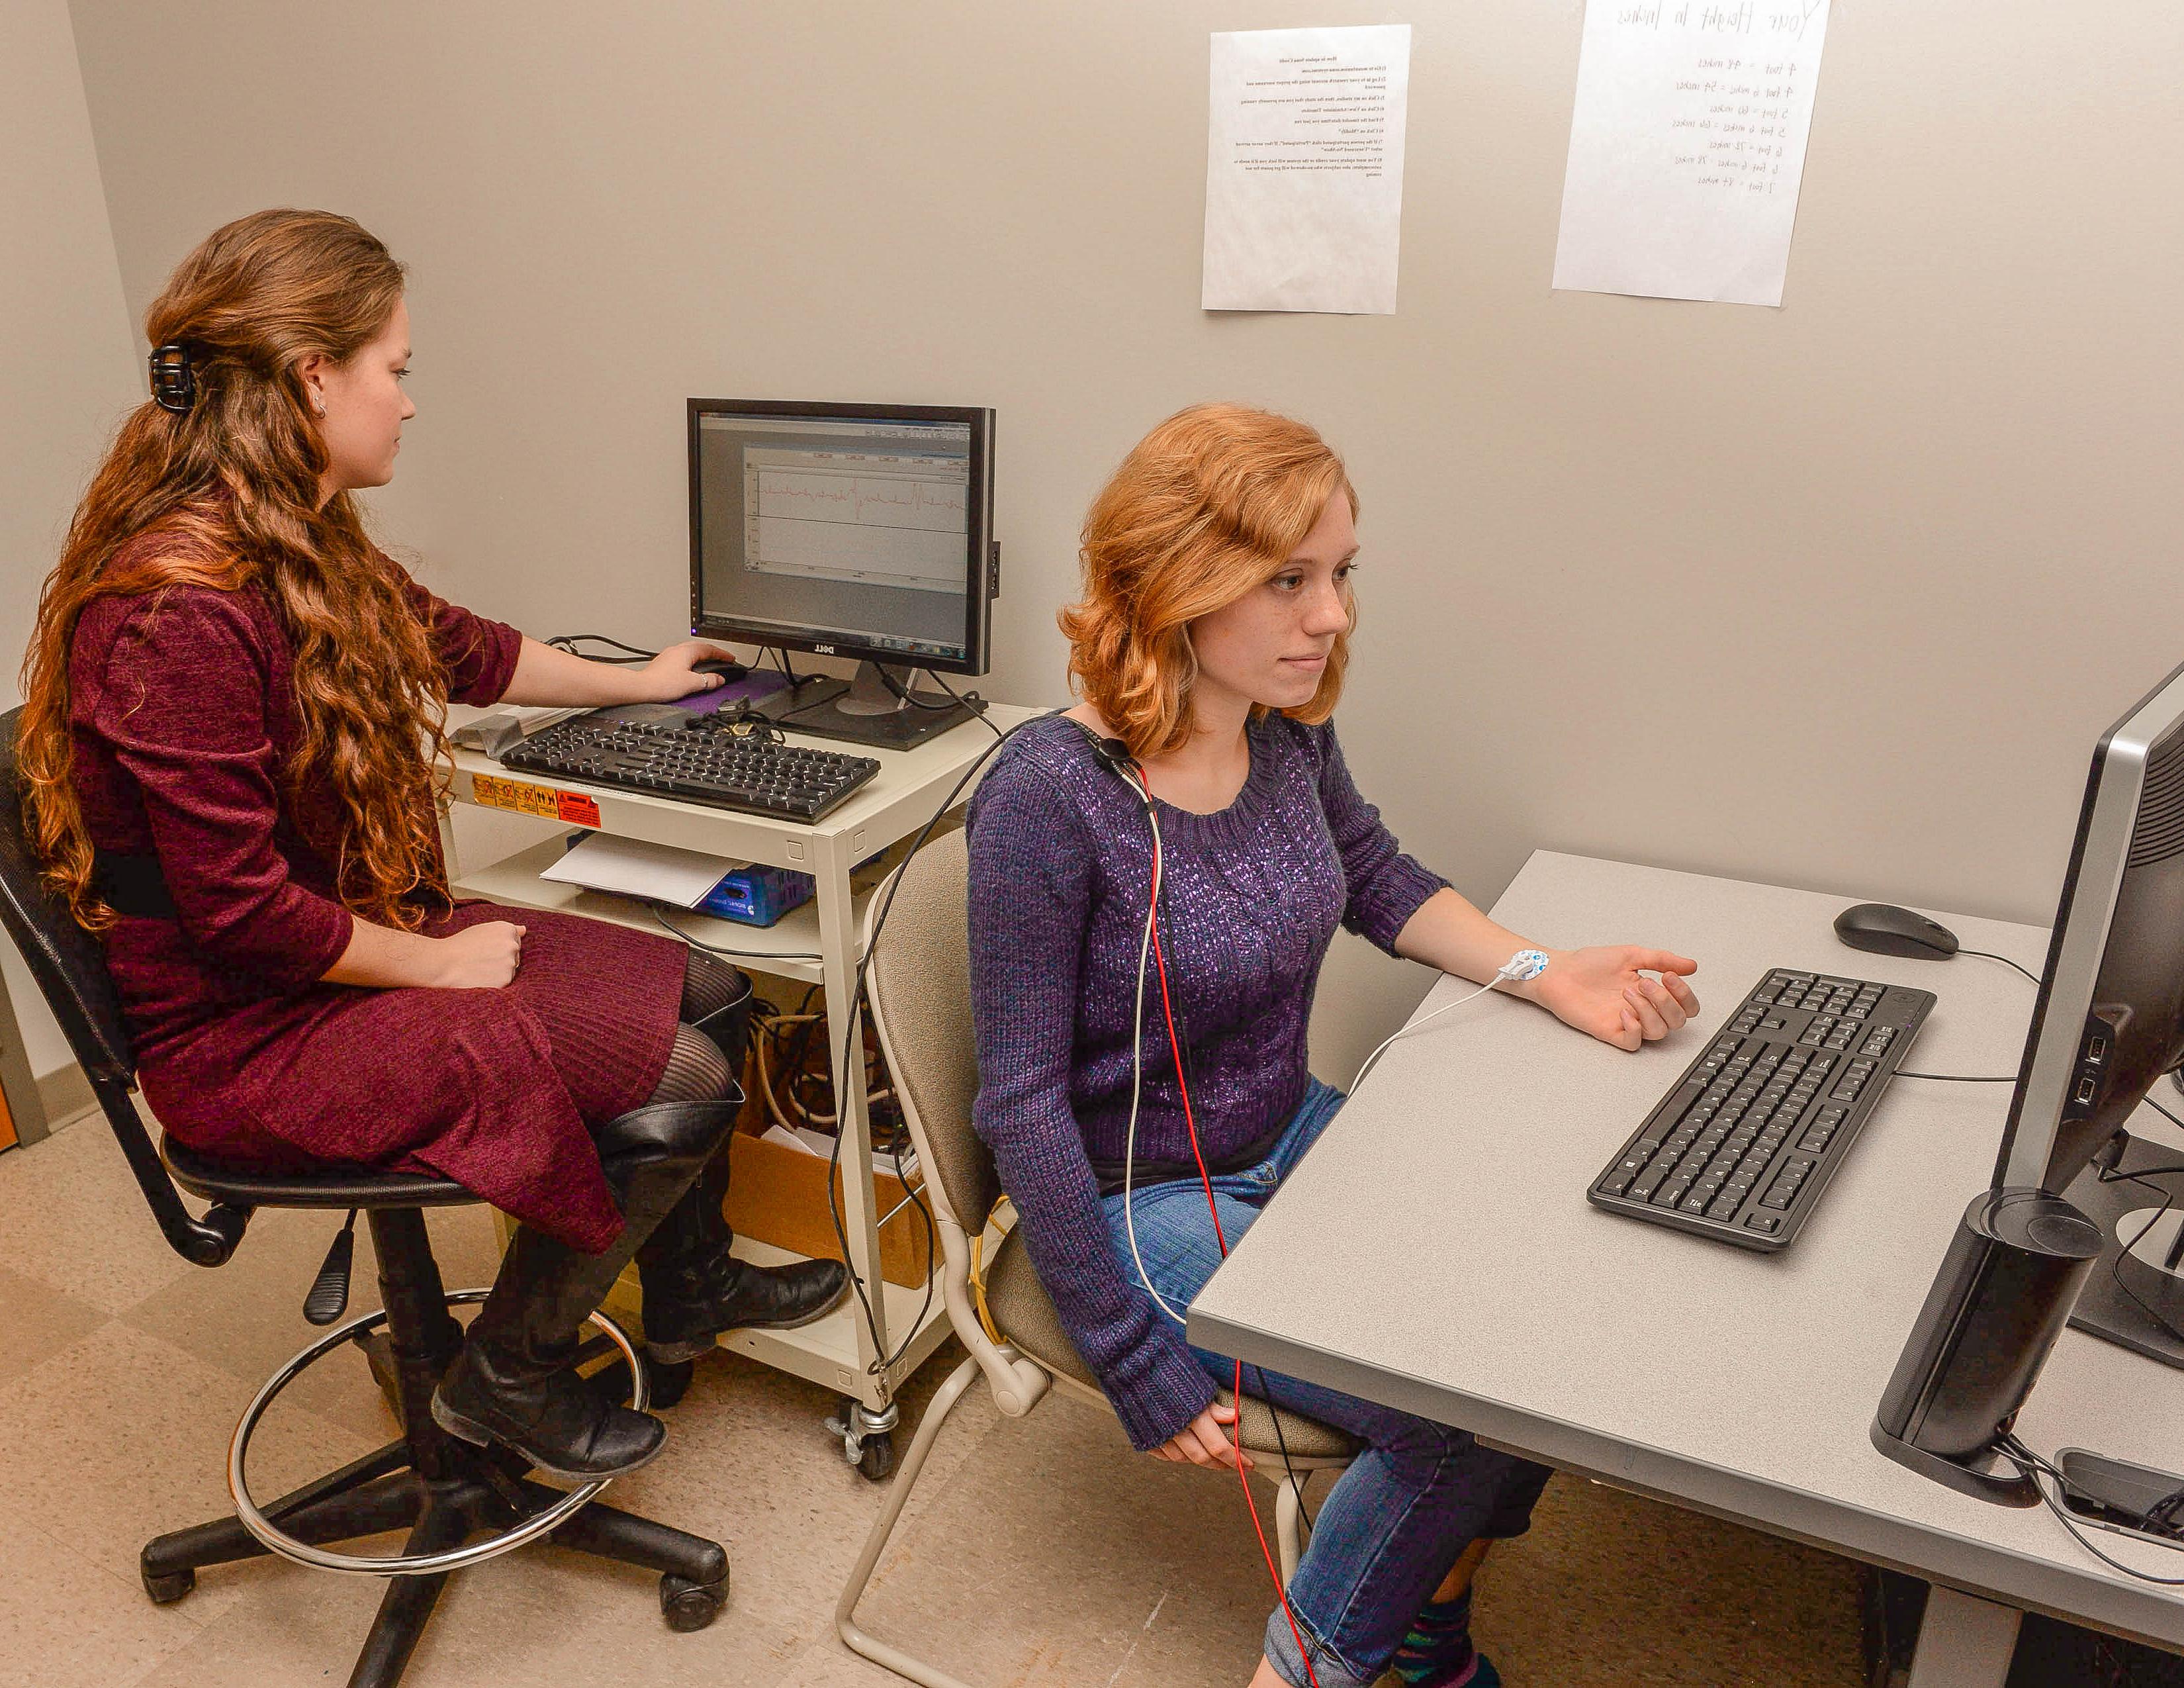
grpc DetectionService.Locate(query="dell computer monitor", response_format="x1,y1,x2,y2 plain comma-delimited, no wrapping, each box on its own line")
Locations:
687,399,996,749
1876,657,2184,1503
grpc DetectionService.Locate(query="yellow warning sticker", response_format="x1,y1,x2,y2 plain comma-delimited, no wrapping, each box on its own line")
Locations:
470,773,562,820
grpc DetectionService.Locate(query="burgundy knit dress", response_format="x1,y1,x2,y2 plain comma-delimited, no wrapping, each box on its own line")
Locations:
65,537,685,1253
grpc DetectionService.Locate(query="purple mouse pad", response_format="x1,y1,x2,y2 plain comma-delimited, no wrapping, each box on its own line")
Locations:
668,669,790,716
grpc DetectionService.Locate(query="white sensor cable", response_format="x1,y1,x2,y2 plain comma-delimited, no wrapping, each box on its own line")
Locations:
1349,949,1551,1095
1116,772,1193,1326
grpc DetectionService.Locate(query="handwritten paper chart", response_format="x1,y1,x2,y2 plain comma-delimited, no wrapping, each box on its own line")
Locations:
1553,1,1833,306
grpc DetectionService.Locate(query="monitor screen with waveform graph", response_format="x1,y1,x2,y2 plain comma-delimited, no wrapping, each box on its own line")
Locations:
686,397,996,749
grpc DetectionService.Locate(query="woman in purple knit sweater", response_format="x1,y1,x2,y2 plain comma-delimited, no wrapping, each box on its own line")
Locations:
966,405,1703,1688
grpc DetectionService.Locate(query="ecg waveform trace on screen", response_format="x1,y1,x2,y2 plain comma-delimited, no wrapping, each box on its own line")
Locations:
756,469,965,535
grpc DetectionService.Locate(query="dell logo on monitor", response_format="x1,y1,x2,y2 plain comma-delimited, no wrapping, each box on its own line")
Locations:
813,643,837,654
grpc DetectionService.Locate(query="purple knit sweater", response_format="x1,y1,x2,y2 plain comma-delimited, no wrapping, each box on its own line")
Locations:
966,712,1446,1449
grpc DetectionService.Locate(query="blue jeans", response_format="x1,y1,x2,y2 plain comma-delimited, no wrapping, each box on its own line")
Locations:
1103,1080,1553,1688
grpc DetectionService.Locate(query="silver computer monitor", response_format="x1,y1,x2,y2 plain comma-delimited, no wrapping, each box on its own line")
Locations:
1996,657,2184,1359
1876,657,2184,1502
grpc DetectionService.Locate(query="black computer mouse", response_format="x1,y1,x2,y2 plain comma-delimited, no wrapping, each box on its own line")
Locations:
691,657,749,682
1833,902,1960,961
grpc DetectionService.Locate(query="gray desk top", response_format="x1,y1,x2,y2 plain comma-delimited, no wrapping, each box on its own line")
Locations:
1189,851,2184,1646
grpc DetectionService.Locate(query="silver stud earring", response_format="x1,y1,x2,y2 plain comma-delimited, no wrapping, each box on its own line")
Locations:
310,391,326,418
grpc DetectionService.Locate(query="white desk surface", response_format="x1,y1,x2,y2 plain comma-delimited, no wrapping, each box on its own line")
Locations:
1189,851,2184,1648
447,702,1041,872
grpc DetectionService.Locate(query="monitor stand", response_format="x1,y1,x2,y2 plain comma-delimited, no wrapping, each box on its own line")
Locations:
2062,1131,2184,1368
754,660,977,751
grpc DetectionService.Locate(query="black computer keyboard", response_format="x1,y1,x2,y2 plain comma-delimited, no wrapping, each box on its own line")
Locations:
1587,969,1936,1252
499,712,880,821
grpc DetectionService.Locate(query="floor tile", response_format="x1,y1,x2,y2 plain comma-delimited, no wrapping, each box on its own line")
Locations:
0,1511,205,1688
1470,1476,1866,1688
0,1119,199,1313
0,1321,382,1621
842,1388,1279,1687
132,1541,811,1688
596,1340,1005,1630
0,1260,109,1390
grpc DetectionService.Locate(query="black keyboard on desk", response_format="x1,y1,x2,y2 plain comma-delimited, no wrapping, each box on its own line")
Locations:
499,712,880,821
1588,969,1935,1252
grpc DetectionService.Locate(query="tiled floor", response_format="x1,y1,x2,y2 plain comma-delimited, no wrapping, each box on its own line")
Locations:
0,1116,1870,1687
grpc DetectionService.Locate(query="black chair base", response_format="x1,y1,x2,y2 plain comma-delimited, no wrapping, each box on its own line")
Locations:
139,1207,728,1688
143,1441,729,1684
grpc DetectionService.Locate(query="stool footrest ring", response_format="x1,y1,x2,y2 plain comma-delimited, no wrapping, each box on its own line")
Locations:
226,1287,649,1577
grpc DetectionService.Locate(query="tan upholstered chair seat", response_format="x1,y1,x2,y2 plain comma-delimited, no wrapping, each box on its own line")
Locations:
983,1229,1359,1462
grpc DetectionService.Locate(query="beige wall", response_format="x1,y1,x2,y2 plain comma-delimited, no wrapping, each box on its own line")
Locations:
3,0,140,1082
63,0,2184,1075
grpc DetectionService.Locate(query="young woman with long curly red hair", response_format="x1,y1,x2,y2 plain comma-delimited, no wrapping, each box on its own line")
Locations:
20,209,845,1479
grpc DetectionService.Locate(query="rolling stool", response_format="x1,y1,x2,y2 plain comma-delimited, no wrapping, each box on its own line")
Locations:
0,707,727,1687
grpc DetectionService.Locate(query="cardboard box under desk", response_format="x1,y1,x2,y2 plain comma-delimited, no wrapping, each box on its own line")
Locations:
722,1126,930,1290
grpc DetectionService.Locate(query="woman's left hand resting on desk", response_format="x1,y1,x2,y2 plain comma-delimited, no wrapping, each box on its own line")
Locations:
1526,945,1700,1050
1394,886,1699,1052
496,635,741,708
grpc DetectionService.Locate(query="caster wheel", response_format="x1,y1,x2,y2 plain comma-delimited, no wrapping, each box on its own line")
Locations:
856,1430,897,1483
660,1572,727,1632
142,1566,195,1605
647,1356,695,1411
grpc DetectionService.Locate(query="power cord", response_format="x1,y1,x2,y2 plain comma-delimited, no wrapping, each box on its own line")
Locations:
1993,1432,2184,1585
921,669,1006,743
546,632,659,665
2089,1109,2184,1347
645,905,821,964
818,714,1032,1377
873,665,962,712
1966,1096,2184,1581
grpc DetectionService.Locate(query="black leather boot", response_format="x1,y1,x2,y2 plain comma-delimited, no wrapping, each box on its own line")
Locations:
637,1144,852,1364
689,972,754,1076
432,1098,738,1479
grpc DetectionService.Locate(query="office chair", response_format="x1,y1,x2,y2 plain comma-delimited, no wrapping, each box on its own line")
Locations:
835,827,1357,1688
0,707,727,1688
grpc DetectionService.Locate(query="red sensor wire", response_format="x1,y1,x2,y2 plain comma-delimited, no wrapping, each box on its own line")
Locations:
1148,912,1324,1688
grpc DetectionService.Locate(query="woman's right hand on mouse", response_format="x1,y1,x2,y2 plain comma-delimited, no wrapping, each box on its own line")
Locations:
1151,1400,1254,1472
639,639,740,701
433,921,527,989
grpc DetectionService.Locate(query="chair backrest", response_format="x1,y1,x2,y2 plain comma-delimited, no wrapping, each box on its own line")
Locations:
0,708,136,1086
0,706,244,1264
863,827,1002,1236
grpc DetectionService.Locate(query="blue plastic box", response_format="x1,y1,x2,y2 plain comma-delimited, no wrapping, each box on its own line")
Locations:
694,863,817,928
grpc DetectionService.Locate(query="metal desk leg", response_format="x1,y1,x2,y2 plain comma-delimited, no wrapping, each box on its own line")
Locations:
435,796,463,884
1906,1586,2023,1688
813,830,897,1472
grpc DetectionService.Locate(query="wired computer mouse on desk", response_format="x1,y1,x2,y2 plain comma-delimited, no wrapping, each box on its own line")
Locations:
1833,902,1960,961
692,658,749,681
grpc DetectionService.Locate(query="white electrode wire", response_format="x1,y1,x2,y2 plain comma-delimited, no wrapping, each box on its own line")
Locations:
1118,771,1191,1327
1349,978,1502,1094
